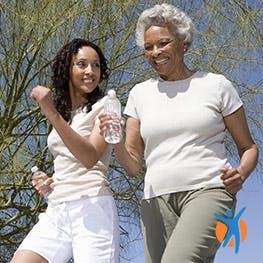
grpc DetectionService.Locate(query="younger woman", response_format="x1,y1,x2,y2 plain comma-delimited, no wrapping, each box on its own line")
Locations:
11,38,119,263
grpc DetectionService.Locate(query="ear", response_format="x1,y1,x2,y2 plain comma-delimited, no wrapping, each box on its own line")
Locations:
183,43,188,52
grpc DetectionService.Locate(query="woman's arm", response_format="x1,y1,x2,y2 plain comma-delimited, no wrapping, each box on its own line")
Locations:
31,86,107,169
99,114,144,177
221,106,258,194
114,117,144,177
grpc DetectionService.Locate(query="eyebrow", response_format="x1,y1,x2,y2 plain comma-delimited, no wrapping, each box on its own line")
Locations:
144,38,173,44
76,57,100,62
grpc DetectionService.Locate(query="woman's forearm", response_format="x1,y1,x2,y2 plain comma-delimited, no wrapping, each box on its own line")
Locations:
48,112,106,169
114,140,142,177
238,144,258,180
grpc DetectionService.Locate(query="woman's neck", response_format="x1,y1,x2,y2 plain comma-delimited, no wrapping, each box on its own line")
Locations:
159,65,195,81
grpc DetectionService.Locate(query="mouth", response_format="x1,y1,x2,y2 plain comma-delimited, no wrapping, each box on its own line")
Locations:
82,78,94,84
154,57,169,66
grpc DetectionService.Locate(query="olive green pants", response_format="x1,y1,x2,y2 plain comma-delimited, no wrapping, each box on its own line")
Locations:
141,187,236,263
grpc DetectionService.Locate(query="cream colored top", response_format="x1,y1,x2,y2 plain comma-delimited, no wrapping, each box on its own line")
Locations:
124,72,243,199
47,96,113,205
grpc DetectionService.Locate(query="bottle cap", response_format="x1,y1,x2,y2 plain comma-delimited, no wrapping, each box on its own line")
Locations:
31,166,39,173
107,89,116,97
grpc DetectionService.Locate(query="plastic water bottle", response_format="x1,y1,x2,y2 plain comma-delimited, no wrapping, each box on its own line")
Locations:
31,166,51,200
104,89,122,144
31,166,44,183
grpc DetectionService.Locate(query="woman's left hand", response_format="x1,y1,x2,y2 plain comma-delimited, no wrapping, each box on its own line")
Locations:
32,173,53,196
220,166,245,194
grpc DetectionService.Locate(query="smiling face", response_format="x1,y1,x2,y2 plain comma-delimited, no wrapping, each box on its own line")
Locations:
144,25,187,81
69,45,101,108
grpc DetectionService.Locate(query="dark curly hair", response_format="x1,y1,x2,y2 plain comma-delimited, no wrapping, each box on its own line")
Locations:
51,38,109,122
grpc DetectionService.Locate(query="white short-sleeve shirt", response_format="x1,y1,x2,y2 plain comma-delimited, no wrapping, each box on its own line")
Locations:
124,72,243,199
47,96,113,205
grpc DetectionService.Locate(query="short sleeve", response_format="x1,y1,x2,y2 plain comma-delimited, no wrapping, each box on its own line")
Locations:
94,96,106,125
219,76,243,117
124,88,140,120
94,107,104,125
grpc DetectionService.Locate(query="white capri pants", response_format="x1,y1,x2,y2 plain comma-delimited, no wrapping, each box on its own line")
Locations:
15,195,120,263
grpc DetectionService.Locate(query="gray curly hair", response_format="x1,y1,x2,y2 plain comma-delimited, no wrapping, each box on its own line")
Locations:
135,3,194,49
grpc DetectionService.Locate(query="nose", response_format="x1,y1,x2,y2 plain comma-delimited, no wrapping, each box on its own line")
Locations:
152,45,161,57
84,65,93,74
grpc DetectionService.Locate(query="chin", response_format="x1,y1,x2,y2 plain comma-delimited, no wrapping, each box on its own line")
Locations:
82,86,96,93
156,71,168,78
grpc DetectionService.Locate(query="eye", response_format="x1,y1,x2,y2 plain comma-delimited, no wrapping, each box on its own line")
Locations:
76,61,86,69
144,45,153,52
91,63,100,71
159,40,172,48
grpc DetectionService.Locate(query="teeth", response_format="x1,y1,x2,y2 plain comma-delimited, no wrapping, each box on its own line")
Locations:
155,58,168,65
83,79,93,83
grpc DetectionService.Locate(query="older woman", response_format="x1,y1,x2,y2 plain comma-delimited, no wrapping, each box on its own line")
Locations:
100,3,258,263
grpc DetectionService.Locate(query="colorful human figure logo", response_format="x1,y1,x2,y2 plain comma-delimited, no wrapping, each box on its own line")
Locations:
215,207,247,253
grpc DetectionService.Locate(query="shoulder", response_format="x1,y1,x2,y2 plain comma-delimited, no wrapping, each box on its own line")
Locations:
193,71,235,91
77,96,106,119
193,71,227,82
203,72,232,85
91,95,107,110
131,78,158,91
129,78,157,94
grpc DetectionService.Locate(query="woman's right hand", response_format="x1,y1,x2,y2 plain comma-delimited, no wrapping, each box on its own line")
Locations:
30,85,58,120
98,113,125,138
99,113,112,136
32,173,53,196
